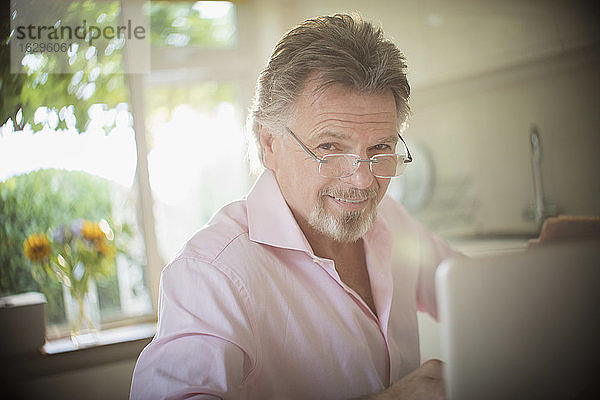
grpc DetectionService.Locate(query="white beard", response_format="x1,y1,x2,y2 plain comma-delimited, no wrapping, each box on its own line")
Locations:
308,187,378,243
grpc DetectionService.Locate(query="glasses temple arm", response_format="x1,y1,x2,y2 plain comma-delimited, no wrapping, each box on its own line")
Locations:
398,133,413,163
286,127,326,163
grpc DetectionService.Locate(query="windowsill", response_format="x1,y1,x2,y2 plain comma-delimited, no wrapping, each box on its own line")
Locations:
0,323,155,382
43,322,156,354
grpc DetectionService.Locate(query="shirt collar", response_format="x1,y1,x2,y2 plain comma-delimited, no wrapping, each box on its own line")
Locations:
247,169,314,254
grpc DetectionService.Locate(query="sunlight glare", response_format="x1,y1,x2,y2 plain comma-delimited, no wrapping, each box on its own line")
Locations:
192,1,232,20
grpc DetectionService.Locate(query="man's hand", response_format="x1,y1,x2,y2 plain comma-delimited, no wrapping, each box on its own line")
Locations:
365,359,446,400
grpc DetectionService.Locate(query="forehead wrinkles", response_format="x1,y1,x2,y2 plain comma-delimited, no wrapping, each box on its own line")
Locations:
310,113,397,134
315,110,396,121
306,82,396,115
295,83,398,133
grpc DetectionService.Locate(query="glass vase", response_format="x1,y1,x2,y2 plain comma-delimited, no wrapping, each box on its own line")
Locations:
63,276,100,348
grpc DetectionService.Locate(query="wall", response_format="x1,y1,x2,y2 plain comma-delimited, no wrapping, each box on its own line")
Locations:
410,45,600,235
1,334,150,400
10,359,136,400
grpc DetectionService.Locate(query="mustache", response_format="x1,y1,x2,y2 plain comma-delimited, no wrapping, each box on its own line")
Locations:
319,187,378,201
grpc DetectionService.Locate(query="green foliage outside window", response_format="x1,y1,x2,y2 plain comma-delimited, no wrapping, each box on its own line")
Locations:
150,1,236,48
0,0,128,134
145,81,237,127
0,0,239,330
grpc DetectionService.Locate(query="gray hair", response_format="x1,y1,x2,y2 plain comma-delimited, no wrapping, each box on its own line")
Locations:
246,13,411,168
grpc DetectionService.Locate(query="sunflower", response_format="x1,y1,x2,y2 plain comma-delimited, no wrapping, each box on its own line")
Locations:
24,233,52,262
81,220,106,242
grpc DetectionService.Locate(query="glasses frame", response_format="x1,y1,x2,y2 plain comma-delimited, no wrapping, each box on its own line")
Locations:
285,127,413,178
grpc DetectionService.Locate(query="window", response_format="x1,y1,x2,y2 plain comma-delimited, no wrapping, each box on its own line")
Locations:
145,1,250,262
0,0,153,338
145,81,248,260
150,1,236,48
1,0,249,342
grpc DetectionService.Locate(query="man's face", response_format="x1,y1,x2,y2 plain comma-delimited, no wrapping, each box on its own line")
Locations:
261,82,399,243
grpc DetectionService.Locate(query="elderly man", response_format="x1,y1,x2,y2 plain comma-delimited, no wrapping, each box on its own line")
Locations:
131,14,458,400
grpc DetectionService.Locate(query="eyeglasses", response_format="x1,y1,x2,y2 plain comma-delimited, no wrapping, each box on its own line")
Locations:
286,127,412,179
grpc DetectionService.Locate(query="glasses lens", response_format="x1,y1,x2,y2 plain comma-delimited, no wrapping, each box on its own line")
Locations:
319,154,359,178
319,154,408,178
372,154,405,177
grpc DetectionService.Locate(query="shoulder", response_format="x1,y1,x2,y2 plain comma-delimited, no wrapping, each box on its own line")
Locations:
157,199,260,330
173,199,250,264
162,199,273,286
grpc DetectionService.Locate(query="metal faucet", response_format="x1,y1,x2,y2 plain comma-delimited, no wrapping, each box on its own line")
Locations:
529,125,557,229
530,125,545,226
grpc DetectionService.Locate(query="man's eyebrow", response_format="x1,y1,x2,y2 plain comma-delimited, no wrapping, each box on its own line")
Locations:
313,131,351,140
376,135,399,144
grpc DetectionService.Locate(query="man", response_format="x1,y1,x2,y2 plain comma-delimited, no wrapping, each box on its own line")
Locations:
131,14,458,400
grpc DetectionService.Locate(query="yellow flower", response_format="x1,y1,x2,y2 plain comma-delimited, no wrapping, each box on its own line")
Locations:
24,233,52,262
82,220,106,242
94,239,115,257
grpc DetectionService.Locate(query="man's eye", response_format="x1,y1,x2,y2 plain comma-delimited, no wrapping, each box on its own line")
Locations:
372,144,392,151
317,143,334,151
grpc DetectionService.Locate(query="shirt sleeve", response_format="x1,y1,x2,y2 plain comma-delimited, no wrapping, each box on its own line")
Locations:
130,257,258,400
379,196,462,321
415,230,460,321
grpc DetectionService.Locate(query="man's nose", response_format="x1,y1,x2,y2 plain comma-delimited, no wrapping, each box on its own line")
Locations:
341,159,374,189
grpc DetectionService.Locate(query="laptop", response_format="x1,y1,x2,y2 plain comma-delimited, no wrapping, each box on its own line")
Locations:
436,240,600,400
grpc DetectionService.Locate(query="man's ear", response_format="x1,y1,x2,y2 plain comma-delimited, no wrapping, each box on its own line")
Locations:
259,125,278,169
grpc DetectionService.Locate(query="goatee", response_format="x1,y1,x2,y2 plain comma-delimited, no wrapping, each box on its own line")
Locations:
308,187,378,243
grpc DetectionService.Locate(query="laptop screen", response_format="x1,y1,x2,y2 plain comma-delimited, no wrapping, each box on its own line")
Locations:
436,240,600,400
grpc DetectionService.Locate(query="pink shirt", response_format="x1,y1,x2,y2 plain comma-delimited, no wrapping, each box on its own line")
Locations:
130,170,458,400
